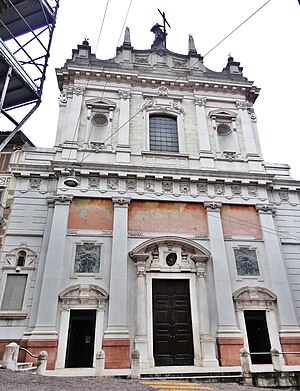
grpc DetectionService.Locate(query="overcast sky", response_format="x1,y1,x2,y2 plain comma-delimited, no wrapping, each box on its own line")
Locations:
19,0,300,178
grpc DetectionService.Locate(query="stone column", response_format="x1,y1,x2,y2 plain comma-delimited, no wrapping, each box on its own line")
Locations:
194,97,214,169
236,100,258,156
192,255,218,367
256,204,300,363
29,194,73,369
116,90,131,163
204,202,243,366
103,197,130,368
130,253,150,368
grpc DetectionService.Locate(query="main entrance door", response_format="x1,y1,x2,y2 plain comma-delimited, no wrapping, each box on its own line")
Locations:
152,279,194,366
65,309,96,368
244,310,272,364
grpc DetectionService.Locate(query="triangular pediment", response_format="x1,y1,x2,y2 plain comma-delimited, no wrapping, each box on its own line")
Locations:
209,108,237,119
86,97,116,109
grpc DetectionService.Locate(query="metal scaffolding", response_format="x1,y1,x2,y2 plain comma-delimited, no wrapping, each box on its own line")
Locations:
0,0,59,150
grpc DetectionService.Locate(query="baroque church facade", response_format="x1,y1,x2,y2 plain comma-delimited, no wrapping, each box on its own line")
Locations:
1,27,300,371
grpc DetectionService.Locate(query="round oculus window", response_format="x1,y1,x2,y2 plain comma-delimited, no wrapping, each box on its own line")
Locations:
166,252,177,267
92,113,108,127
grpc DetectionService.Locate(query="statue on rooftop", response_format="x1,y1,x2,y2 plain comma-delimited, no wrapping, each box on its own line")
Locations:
150,23,166,50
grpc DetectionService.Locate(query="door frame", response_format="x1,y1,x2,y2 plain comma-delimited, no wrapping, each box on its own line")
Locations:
146,272,201,367
65,309,97,368
233,286,284,366
56,284,108,369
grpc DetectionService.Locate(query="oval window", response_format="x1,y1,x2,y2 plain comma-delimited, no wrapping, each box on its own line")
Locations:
166,252,177,267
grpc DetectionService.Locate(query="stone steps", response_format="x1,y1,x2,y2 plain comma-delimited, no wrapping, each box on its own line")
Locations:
140,371,243,383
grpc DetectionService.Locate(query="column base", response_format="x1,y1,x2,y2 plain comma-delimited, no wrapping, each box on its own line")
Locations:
217,337,244,366
135,336,150,368
102,338,130,369
200,335,219,367
280,336,300,365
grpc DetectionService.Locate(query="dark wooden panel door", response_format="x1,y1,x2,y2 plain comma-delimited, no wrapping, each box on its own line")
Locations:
244,310,272,364
153,279,194,366
65,310,96,368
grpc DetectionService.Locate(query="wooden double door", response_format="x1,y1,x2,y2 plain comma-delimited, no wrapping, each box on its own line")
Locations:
152,279,194,366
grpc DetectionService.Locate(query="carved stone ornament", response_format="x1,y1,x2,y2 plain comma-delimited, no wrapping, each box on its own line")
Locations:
90,142,105,152
194,97,206,107
144,180,155,192
157,86,169,96
68,85,85,96
29,178,41,190
135,56,149,64
231,184,242,196
107,178,119,190
256,204,276,214
162,180,173,193
180,182,190,194
204,201,222,210
126,179,137,191
279,190,289,203
59,91,68,106
223,151,237,161
5,244,37,267
233,286,276,311
59,284,108,310
173,59,187,68
88,177,100,189
197,183,208,195
248,186,258,197
142,98,184,114
215,184,225,195
129,236,211,274
119,89,131,100
236,100,252,111
112,197,130,206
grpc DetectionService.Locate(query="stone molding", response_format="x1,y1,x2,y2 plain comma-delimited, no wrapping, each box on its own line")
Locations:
59,284,108,310
233,286,276,311
112,197,131,206
256,203,276,214
204,201,222,211
194,97,206,107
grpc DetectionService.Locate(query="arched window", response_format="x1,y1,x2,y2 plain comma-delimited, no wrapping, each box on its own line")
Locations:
16,250,26,267
149,115,179,152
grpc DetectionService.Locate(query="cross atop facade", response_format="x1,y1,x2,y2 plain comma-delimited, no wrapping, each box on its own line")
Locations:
158,9,171,49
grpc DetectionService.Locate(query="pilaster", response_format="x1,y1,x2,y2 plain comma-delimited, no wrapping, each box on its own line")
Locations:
194,97,214,169
28,194,73,369
103,197,131,368
192,255,218,367
130,253,150,368
204,201,243,366
116,89,131,163
236,100,258,157
256,204,300,330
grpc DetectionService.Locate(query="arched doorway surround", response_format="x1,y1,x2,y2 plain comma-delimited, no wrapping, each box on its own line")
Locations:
129,236,218,368
233,286,283,365
56,284,108,368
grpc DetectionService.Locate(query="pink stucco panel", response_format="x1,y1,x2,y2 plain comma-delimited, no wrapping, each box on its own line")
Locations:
221,205,262,236
128,201,208,234
68,198,113,230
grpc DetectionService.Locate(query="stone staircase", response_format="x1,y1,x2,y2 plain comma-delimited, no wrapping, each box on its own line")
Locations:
140,370,244,384
17,362,37,373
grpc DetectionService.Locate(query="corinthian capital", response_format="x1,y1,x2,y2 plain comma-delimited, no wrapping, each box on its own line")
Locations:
194,96,206,107
204,201,222,211
119,89,131,100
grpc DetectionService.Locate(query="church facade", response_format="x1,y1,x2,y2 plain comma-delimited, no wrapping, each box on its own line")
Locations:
1,28,300,371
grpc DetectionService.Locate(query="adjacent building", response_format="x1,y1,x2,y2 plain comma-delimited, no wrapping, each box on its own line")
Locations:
1,28,300,371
